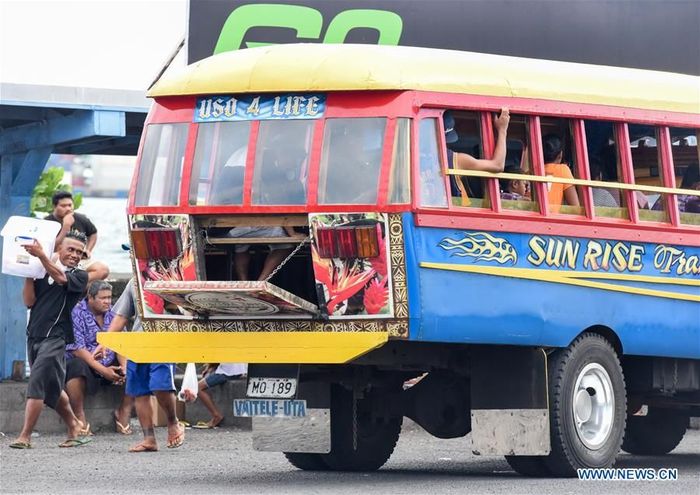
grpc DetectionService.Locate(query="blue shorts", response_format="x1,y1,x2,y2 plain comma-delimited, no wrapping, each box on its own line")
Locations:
126,361,176,397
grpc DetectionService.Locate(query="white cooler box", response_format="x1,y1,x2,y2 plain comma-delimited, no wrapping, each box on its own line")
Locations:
1,216,61,278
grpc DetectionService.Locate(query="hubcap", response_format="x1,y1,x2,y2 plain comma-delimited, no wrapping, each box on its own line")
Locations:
572,363,614,450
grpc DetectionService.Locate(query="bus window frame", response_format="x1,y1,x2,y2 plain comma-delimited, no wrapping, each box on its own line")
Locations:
413,109,450,210
657,126,680,226
572,119,595,219
131,121,194,209
616,122,641,224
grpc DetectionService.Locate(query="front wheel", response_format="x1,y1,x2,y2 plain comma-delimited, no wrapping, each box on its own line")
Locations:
621,408,689,455
544,333,627,477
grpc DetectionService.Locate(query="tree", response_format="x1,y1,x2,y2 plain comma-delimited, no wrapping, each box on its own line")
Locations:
29,167,82,217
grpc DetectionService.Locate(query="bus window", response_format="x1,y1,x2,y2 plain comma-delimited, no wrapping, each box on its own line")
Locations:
500,114,537,212
189,121,251,206
318,118,386,204
134,123,188,206
628,124,668,222
252,120,313,205
540,117,582,215
670,127,700,225
446,111,490,208
388,118,411,204
418,118,448,207
584,120,628,219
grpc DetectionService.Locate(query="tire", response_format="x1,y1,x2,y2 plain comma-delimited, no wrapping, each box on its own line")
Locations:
504,455,552,477
621,408,689,455
283,452,330,471
321,385,402,471
544,333,627,477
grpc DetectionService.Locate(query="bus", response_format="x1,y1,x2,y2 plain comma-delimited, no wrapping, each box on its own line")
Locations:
99,43,700,476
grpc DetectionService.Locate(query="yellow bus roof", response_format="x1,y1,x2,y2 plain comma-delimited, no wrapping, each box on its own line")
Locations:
149,43,700,115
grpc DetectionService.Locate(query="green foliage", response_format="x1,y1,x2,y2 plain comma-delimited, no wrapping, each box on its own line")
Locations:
29,167,82,217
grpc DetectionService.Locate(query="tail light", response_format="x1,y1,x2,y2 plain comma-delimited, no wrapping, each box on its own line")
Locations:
336,227,357,258
130,228,182,259
315,224,381,259
316,228,337,258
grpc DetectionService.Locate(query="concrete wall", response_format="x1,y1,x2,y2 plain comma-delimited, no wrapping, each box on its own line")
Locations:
0,379,250,434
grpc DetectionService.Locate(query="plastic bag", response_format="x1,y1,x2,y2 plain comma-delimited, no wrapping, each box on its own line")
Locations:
178,363,199,402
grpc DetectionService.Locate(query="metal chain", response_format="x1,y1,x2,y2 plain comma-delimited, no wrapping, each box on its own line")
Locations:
352,391,358,451
263,235,311,282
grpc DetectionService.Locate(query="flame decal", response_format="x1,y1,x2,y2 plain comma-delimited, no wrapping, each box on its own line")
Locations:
438,232,517,265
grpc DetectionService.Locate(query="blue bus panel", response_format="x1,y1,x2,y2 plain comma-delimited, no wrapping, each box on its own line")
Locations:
403,214,700,359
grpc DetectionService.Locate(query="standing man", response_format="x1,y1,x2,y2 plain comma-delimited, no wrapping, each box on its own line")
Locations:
64,281,134,435
96,278,185,452
9,231,109,449
45,191,98,258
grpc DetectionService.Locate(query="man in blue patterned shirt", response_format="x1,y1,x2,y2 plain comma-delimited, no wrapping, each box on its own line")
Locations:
65,281,133,435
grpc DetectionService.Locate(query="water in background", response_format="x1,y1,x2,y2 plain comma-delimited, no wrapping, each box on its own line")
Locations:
77,196,132,274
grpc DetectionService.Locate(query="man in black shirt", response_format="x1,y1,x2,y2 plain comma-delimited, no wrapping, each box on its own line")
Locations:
9,231,109,449
45,191,98,259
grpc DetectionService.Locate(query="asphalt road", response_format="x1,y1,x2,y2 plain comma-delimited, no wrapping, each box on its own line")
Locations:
1,425,698,495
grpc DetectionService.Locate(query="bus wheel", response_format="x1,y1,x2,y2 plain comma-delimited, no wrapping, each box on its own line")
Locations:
283,452,330,470
545,333,626,477
322,385,402,471
621,408,689,455
504,456,552,477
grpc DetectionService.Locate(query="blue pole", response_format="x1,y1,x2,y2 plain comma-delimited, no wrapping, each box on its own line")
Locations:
0,148,50,379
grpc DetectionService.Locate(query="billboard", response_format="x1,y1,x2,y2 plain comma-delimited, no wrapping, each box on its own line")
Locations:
188,0,700,75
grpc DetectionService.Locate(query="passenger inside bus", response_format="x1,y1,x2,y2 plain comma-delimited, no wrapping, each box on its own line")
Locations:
226,226,295,281
255,146,306,205
653,163,700,212
447,109,510,172
321,118,384,204
542,133,580,213
499,166,530,201
589,157,619,208
443,109,510,206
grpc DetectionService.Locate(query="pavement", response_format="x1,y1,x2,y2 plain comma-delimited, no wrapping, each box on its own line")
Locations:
1,424,698,495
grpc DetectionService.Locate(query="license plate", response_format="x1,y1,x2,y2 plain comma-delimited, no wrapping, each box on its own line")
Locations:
234,399,307,418
247,377,297,398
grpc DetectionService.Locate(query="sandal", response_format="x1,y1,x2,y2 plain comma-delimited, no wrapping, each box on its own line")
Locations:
128,442,158,453
192,416,223,429
59,437,91,448
166,425,185,449
79,422,93,437
114,411,133,435
9,441,32,449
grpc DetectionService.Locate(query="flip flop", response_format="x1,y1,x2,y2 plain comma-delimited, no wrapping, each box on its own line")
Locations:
114,411,133,435
192,421,213,429
9,441,32,449
166,426,185,449
79,422,93,437
59,437,91,448
128,442,158,453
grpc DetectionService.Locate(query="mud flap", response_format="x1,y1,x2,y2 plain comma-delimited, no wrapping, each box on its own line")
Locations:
470,347,550,456
251,381,331,453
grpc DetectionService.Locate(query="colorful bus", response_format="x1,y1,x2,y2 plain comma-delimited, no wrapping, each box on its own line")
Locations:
100,44,700,476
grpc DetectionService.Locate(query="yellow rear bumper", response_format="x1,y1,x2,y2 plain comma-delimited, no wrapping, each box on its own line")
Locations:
97,331,388,364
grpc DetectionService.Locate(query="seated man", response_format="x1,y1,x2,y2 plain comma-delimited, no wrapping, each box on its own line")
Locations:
190,362,248,429
227,226,296,281
64,281,133,435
